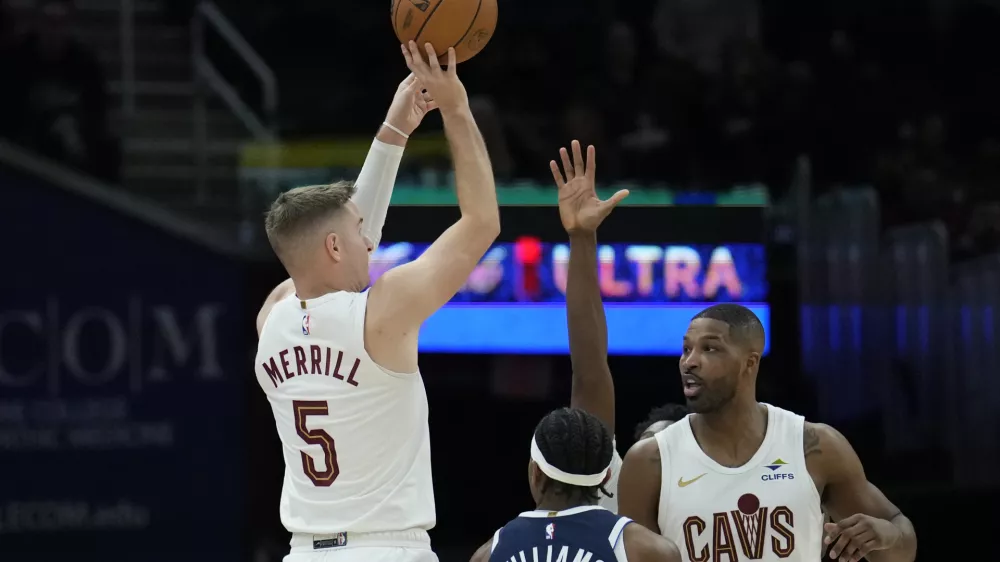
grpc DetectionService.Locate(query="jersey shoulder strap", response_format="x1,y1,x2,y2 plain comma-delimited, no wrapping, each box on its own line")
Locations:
490,527,501,553
608,515,632,549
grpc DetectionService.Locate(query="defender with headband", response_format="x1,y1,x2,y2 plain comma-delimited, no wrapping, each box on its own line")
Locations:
468,408,681,562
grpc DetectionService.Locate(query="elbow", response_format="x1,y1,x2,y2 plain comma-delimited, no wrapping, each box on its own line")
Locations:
484,214,501,241
893,513,918,561
465,212,501,243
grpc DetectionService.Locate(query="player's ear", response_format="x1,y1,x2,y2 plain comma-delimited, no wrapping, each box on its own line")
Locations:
744,351,760,374
528,460,544,499
325,232,341,262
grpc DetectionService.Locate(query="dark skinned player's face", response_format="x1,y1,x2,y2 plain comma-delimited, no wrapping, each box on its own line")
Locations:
679,318,745,414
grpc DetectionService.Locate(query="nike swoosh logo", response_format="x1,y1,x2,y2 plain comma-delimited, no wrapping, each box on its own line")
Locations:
677,473,707,487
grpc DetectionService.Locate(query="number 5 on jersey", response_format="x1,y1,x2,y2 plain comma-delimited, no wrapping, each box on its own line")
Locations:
293,400,340,486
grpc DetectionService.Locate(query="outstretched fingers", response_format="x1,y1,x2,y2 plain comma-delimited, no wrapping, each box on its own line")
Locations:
549,160,565,189
585,144,596,177
403,41,432,76
424,43,441,71
599,189,629,214
571,140,585,179
559,147,574,181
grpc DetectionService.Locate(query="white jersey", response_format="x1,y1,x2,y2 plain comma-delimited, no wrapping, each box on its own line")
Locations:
598,440,623,512
254,290,435,535
655,404,823,562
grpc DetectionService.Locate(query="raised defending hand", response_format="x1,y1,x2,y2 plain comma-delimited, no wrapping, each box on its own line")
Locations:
824,514,903,562
551,140,629,234
400,41,468,114
384,73,438,137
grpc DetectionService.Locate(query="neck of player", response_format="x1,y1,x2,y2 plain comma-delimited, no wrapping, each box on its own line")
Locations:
291,275,346,300
693,398,768,455
535,494,596,513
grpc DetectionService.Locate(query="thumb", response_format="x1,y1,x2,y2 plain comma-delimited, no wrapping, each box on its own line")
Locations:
404,77,423,93
398,73,417,92
599,189,630,213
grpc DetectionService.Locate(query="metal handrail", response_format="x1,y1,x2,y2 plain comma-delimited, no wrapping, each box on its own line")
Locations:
191,0,278,204
193,1,277,120
0,138,252,258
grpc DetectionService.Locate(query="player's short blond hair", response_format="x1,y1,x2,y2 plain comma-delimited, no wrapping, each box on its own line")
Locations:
264,181,357,260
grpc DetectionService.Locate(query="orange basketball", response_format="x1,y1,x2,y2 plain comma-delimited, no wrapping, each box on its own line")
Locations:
391,0,497,64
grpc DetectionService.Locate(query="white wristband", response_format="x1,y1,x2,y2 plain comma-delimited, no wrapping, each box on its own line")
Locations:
382,121,409,139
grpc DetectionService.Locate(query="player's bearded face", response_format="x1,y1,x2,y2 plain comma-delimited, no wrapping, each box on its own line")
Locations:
680,320,741,413
685,368,739,413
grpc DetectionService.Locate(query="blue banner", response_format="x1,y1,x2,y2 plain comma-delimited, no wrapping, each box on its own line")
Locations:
0,170,245,561
371,241,770,355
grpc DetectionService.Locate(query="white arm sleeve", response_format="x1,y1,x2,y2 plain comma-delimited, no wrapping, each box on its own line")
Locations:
352,138,405,252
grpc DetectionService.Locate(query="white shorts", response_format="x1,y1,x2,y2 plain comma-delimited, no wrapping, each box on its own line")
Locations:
284,530,438,562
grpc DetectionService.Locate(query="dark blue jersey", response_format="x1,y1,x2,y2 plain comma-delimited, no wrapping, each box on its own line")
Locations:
489,506,632,562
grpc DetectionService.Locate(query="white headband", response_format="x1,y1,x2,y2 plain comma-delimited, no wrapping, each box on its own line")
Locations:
530,436,611,487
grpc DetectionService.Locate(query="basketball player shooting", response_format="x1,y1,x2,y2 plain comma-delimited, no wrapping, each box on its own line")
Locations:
551,141,692,510
254,42,499,562
469,408,682,562
617,305,918,562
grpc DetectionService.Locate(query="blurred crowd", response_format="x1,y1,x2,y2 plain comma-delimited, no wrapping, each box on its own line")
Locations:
2,0,998,258
0,0,118,181
235,0,1000,259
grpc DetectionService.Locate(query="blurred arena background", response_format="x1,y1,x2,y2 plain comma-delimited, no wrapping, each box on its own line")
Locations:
1,0,998,559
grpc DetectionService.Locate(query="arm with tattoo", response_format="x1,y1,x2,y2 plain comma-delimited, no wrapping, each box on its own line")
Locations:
803,423,822,459
805,423,917,562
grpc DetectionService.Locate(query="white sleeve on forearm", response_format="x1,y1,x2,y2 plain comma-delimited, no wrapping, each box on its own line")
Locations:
352,138,405,251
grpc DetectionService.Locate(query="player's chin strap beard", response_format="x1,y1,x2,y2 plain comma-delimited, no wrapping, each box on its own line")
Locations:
530,436,612,487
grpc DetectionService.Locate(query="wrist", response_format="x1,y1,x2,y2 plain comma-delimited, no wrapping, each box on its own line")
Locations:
439,103,472,121
377,121,409,147
568,230,597,242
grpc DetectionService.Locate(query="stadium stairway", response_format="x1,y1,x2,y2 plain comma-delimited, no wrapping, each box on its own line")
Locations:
73,0,249,229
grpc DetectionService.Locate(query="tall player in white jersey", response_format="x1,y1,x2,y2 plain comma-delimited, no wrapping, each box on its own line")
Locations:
617,305,918,562
254,42,499,562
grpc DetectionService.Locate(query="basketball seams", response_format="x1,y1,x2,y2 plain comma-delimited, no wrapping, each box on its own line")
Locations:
413,0,446,44
391,0,403,32
392,0,495,64
451,0,483,49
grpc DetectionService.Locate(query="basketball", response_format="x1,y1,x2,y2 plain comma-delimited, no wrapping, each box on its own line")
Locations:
391,0,498,64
